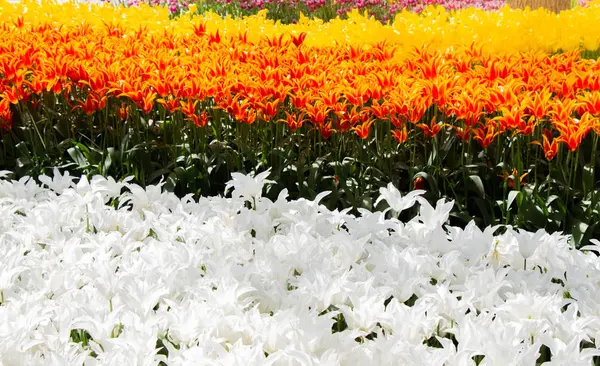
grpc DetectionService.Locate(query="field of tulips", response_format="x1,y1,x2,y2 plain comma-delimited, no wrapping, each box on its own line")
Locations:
2,0,600,244
188,0,600,23
88,0,595,22
102,0,507,19
4,0,600,53
2,0,600,364
1,171,600,364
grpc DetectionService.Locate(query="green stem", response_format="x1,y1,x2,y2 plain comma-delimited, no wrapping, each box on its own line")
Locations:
461,134,467,202
587,134,598,216
411,126,417,188
20,101,46,153
564,149,578,232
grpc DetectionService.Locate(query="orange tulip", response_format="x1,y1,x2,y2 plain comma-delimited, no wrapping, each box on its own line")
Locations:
305,102,329,126
118,103,130,121
416,116,447,137
406,103,428,124
180,99,199,118
555,113,596,152
279,111,306,131
157,96,180,113
450,91,485,127
137,90,156,115
454,126,472,142
188,110,210,128
319,122,334,139
423,78,454,109
369,100,392,120
227,98,251,122
1,85,20,105
290,91,311,109
339,105,366,132
73,93,107,115
290,32,307,47
531,130,559,161
523,91,552,120
579,92,600,116
352,118,375,139
550,99,580,125
500,168,529,190
0,98,12,130
257,98,281,122
374,71,395,90
391,126,410,144
472,121,499,148
497,106,525,130
413,176,425,190
80,71,107,96
191,21,207,37
244,109,258,125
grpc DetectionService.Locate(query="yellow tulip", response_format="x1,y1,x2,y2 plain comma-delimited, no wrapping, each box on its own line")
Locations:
2,0,600,58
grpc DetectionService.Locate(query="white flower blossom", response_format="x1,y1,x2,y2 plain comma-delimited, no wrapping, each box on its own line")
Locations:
0,171,598,364
375,182,425,215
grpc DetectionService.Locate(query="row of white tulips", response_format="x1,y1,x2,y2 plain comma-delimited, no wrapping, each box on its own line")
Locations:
0,170,599,365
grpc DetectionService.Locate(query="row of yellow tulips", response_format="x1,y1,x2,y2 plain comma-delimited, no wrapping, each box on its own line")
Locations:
2,0,600,56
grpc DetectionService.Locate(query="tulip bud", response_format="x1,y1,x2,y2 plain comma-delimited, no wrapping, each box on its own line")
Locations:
414,176,425,190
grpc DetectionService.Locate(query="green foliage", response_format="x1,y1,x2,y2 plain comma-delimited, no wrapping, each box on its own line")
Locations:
1,95,599,247
188,0,393,24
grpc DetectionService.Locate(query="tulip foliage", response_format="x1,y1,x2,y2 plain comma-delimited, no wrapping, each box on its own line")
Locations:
1,3,600,245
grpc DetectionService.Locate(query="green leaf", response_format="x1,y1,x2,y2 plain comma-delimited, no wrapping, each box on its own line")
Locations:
102,153,112,175
164,172,178,192
53,118,70,138
15,142,31,158
581,222,598,248
468,175,485,198
582,163,594,195
16,157,31,169
73,142,94,162
464,163,488,169
522,203,550,229
507,190,521,210
495,162,508,170
449,211,473,226
472,197,494,227
394,161,410,171
67,147,89,168
148,168,172,184
571,219,589,246
439,134,456,157
546,195,560,207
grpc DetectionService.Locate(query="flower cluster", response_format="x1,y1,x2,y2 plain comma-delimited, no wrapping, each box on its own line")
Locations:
390,0,505,12
81,0,594,20
2,13,600,158
0,170,599,363
3,0,600,52
99,0,190,14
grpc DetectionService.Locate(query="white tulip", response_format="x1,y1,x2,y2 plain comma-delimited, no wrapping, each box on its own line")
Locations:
375,182,425,215
0,173,598,364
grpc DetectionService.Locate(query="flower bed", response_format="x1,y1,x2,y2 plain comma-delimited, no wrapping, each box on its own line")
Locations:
2,1,600,364
0,170,599,364
1,8,600,244
3,0,600,51
97,0,593,21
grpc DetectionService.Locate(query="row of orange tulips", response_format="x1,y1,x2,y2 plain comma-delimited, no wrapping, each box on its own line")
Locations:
1,21,600,159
